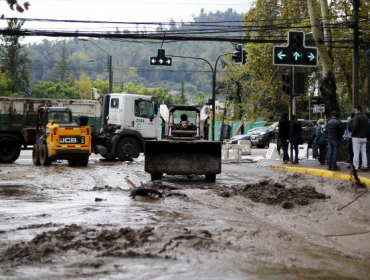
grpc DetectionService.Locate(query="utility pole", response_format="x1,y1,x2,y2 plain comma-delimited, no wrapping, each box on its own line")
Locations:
352,0,360,108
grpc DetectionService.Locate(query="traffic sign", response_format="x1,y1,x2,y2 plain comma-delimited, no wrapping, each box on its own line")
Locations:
313,104,325,113
150,57,172,66
149,49,172,66
273,31,318,67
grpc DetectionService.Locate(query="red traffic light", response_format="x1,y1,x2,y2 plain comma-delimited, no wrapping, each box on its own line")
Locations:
281,73,290,94
282,73,290,82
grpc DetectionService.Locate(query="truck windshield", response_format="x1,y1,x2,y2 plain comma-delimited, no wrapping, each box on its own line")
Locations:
135,100,153,119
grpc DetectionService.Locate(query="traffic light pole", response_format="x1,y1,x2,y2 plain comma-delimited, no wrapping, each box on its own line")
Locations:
290,66,294,164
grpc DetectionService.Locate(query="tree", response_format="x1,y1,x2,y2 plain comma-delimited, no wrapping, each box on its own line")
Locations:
194,91,207,106
31,81,80,99
78,73,92,99
53,40,69,82
307,0,340,117
0,18,31,95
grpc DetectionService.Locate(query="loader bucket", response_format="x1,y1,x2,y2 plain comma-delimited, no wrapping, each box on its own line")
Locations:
145,140,221,181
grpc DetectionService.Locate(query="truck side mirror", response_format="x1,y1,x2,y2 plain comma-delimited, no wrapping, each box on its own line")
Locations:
154,103,158,116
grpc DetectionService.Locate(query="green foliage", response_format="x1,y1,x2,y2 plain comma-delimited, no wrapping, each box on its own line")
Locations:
78,73,92,99
122,81,174,105
0,19,31,95
30,81,80,99
194,91,207,106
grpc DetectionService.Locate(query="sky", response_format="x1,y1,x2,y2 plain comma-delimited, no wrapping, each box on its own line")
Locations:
0,0,255,43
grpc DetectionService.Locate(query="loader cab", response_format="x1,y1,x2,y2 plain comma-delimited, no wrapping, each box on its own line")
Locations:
36,107,74,133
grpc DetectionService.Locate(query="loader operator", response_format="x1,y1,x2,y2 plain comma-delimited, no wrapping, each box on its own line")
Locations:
180,114,190,129
50,113,60,123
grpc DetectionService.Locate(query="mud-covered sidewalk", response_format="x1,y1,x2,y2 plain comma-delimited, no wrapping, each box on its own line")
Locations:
0,156,370,279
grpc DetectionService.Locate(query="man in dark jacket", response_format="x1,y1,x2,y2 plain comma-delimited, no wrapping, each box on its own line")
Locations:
352,106,368,171
326,111,344,170
278,113,290,163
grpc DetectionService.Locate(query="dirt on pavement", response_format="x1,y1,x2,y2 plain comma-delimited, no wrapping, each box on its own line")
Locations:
0,157,370,279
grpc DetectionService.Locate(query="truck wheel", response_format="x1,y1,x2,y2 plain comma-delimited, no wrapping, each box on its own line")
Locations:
205,174,216,182
40,144,52,166
0,137,21,163
32,144,41,166
151,173,163,181
116,136,140,161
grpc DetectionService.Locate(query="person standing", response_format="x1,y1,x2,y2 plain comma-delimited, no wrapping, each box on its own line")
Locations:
278,113,290,163
291,115,302,164
315,119,328,165
326,111,344,170
344,113,355,168
352,106,368,171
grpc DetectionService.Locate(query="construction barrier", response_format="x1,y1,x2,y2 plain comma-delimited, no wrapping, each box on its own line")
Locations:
286,143,309,160
238,140,251,155
222,144,242,163
265,143,280,160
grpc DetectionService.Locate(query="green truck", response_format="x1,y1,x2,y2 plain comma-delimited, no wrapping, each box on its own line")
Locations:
0,97,101,163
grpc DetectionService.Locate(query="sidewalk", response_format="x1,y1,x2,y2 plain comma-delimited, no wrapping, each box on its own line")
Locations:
266,158,370,187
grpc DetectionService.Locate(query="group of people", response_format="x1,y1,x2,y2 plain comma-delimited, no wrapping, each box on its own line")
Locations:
277,106,370,171
278,113,303,164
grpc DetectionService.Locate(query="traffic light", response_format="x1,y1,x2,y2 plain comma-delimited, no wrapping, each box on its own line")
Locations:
273,31,318,67
291,33,302,50
242,49,247,64
150,49,172,66
232,44,243,64
281,73,290,94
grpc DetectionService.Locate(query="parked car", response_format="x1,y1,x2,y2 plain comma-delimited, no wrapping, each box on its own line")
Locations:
250,119,316,148
228,128,260,145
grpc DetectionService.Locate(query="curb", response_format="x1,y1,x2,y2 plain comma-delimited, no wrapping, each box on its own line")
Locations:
269,165,370,188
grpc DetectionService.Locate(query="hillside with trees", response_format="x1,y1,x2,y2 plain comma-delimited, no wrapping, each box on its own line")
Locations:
1,2,370,123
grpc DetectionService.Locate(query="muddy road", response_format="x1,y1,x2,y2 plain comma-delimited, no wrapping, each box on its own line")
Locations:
1,154,370,279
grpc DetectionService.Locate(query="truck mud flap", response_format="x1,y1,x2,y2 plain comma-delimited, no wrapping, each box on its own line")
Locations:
145,140,221,176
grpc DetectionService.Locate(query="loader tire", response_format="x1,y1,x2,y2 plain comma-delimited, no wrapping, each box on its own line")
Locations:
40,144,52,166
151,173,163,181
116,136,140,161
32,144,41,166
205,174,216,182
78,156,89,166
68,159,78,166
0,136,21,163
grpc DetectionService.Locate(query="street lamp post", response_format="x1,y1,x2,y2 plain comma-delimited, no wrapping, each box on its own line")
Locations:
78,38,113,93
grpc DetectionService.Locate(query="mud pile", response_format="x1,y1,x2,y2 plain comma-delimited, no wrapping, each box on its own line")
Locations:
219,178,329,209
0,224,216,269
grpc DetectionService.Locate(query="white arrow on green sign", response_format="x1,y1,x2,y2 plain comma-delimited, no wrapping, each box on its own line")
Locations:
307,53,315,61
278,50,286,60
293,52,302,61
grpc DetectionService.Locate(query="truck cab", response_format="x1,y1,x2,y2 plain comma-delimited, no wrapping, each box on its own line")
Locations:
93,93,158,161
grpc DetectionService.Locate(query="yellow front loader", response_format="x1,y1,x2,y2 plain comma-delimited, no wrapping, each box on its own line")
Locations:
31,107,92,166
